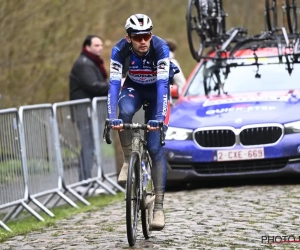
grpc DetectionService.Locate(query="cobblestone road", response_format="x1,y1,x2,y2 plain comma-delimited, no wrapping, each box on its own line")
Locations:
2,180,300,249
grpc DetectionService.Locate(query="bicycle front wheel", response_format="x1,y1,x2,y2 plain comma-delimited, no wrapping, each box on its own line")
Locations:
126,152,141,247
286,0,298,34
186,0,205,61
265,0,278,31
141,153,154,239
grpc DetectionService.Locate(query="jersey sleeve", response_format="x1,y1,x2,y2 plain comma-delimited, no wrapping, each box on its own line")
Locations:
107,40,125,119
155,41,171,121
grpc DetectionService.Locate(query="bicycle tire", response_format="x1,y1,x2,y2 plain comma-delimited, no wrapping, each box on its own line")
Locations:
141,152,154,239
126,152,140,247
265,0,278,31
286,0,298,33
215,0,226,35
186,0,205,61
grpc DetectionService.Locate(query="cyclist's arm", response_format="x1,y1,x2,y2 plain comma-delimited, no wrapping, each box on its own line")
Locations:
107,45,124,119
171,58,186,94
156,43,171,122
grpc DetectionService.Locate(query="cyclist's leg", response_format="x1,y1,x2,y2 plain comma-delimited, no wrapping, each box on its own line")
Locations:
144,86,171,229
117,79,142,182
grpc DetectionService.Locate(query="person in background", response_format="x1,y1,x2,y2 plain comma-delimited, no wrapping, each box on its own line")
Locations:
69,35,108,195
165,38,186,96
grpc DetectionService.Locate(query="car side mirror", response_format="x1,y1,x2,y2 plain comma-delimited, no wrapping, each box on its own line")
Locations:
171,85,179,98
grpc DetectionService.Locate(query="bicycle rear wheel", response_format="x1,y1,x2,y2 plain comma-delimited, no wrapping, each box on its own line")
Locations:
141,152,154,239
265,0,278,31
286,0,298,33
126,152,141,247
186,0,205,61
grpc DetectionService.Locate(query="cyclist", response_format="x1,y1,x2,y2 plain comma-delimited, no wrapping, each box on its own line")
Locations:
107,13,179,230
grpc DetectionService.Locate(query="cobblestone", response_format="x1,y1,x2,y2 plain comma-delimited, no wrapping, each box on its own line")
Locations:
2,184,300,249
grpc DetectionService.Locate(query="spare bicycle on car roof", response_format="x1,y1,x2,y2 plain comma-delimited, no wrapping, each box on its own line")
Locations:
186,0,300,94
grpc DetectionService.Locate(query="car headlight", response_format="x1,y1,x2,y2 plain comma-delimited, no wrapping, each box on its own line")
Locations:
284,121,300,134
165,127,193,140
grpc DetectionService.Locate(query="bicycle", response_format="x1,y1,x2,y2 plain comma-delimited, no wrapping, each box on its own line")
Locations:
103,102,165,247
265,0,298,34
186,0,227,61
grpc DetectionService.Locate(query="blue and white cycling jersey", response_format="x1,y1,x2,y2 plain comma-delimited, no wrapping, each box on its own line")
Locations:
107,35,171,121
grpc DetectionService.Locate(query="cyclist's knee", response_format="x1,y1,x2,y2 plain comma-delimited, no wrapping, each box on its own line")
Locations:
119,105,135,122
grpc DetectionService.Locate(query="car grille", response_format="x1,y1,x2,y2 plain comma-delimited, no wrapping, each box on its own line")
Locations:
193,158,288,174
194,125,283,148
240,126,282,145
194,129,235,147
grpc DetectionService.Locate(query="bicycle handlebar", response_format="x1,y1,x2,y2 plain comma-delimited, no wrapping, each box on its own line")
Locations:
103,119,165,146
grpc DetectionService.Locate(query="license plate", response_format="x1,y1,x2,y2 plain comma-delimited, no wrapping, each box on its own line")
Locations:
216,148,264,161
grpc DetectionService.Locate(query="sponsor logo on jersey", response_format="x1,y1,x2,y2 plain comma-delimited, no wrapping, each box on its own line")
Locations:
110,59,122,80
111,62,121,71
107,94,111,114
157,58,169,80
162,94,168,116
158,61,167,70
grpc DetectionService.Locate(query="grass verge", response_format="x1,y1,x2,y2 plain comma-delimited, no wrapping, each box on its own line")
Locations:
0,192,123,243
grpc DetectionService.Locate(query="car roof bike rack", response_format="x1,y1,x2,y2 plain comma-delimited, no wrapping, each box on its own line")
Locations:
188,0,300,62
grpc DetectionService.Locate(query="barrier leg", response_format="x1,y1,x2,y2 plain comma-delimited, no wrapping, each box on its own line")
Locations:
42,193,56,207
3,205,20,223
104,173,125,193
30,196,55,218
0,220,12,232
66,187,90,206
96,179,117,195
21,201,44,221
56,191,78,208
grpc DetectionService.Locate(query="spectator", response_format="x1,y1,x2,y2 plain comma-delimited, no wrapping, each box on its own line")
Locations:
165,38,186,95
69,35,108,195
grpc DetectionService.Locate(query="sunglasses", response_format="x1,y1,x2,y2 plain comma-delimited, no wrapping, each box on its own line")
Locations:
131,33,152,42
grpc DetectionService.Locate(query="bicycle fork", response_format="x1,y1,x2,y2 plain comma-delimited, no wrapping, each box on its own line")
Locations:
132,132,143,202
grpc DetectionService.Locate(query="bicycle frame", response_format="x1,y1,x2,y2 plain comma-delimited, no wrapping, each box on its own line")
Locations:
130,126,146,202
103,110,165,246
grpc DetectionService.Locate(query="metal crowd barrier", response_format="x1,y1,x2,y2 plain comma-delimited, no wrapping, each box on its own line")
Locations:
53,99,116,206
0,108,43,232
9,104,78,220
92,97,125,193
0,98,123,232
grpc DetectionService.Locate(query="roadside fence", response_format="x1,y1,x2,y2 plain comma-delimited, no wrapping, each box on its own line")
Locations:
0,97,123,232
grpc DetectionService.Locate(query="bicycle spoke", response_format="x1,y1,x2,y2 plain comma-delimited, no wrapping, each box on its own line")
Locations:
286,0,298,33
187,0,227,61
265,0,278,31
187,0,205,61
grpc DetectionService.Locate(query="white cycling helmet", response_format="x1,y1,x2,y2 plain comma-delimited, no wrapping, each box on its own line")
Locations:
125,14,153,34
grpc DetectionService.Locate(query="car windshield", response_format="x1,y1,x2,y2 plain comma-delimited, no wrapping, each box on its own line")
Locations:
185,56,300,96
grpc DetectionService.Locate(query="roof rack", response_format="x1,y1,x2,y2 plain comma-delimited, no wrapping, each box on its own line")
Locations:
201,26,300,61
186,0,300,62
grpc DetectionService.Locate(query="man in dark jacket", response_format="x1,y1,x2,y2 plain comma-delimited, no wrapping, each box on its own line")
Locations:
70,35,108,99
69,35,108,195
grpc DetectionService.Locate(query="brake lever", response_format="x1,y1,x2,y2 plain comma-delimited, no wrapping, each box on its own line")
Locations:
159,121,165,146
103,119,112,144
